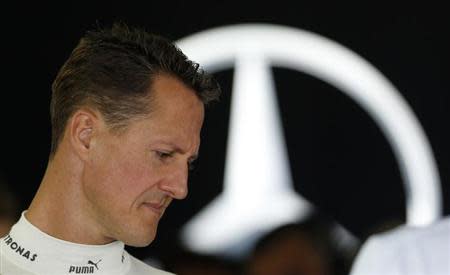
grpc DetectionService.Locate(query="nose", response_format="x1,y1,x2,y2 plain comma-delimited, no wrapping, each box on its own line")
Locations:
158,161,189,200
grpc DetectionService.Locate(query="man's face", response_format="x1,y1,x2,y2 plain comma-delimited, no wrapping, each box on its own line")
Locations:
82,74,204,246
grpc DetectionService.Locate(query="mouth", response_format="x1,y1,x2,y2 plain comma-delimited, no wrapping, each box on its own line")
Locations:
142,202,166,216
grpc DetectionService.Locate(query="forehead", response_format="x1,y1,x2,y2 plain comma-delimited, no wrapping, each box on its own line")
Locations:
147,74,204,124
122,74,205,145
150,74,203,111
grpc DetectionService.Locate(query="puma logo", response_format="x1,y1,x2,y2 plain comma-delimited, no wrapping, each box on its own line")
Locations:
87,259,102,270
69,259,102,273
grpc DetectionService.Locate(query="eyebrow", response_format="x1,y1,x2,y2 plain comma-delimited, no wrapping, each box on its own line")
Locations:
158,141,199,161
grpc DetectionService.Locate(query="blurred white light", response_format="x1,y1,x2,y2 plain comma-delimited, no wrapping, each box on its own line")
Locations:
181,51,313,256
176,24,442,255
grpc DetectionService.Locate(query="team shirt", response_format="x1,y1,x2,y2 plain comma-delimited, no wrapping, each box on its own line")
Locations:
0,213,173,275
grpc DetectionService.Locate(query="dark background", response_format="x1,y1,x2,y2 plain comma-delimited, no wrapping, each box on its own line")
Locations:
1,1,449,263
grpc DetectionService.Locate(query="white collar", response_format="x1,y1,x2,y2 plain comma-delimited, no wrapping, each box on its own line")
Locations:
1,212,131,275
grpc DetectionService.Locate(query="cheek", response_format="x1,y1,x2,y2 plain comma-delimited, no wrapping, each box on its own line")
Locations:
86,150,149,201
107,152,159,199
116,160,151,192
86,137,163,206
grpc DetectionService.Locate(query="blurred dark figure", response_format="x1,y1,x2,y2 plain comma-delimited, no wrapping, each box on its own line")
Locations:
0,177,19,236
244,213,355,275
162,244,241,275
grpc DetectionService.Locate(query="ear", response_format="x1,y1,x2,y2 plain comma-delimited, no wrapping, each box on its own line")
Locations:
68,108,100,161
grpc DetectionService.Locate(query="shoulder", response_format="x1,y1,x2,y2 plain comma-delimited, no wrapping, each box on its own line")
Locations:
0,253,38,275
369,216,450,251
350,217,450,275
126,252,175,275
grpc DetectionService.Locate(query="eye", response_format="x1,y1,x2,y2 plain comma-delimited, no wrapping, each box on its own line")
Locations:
156,151,174,160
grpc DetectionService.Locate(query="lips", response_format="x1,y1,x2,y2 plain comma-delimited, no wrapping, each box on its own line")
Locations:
142,202,166,215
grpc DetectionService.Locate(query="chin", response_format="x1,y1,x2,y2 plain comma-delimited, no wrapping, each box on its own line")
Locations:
127,239,154,247
123,229,157,247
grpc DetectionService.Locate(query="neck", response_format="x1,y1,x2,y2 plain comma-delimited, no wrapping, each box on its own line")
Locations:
26,149,114,245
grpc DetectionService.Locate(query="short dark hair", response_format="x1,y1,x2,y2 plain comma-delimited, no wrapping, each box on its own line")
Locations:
50,22,220,157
